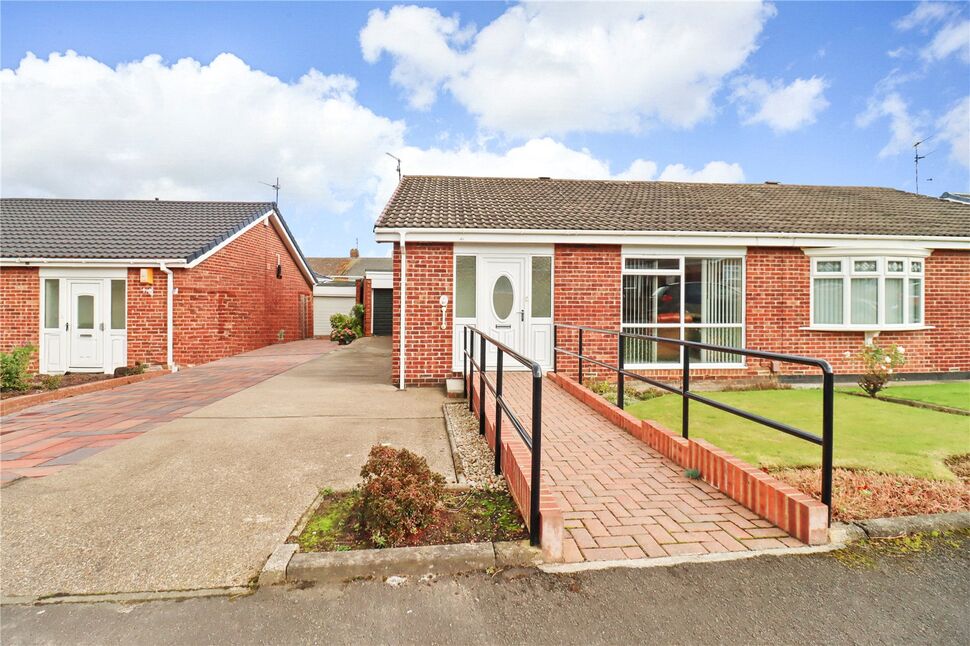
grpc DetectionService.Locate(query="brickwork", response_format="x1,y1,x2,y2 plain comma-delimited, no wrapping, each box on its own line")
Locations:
552,244,621,381
391,242,454,386
0,267,40,370
549,372,828,545
470,370,805,563
360,278,373,337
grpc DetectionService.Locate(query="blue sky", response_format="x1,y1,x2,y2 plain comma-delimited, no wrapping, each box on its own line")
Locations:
2,1,968,258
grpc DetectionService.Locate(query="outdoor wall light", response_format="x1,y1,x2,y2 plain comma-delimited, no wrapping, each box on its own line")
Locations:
439,295,449,329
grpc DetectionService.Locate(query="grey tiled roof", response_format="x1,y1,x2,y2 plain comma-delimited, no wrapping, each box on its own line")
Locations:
375,176,970,238
1,198,277,261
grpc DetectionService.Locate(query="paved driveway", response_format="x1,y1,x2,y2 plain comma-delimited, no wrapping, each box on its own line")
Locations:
0,337,454,600
1,339,335,481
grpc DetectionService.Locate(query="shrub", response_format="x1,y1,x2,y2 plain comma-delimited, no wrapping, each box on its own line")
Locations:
584,378,660,404
1,345,36,391
40,374,62,391
350,303,364,337
353,445,445,547
849,343,906,397
114,362,147,377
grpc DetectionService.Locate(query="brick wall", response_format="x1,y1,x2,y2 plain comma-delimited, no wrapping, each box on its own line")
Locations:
360,278,373,337
391,242,454,386
553,244,622,381
744,247,970,376
0,267,40,370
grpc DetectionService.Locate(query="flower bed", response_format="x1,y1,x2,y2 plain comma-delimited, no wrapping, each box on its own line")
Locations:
773,467,970,522
294,488,528,552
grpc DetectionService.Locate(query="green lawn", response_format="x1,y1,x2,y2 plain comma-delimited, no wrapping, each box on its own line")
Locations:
877,382,970,411
625,389,970,480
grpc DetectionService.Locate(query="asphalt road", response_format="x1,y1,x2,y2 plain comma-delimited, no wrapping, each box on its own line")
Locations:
3,533,968,645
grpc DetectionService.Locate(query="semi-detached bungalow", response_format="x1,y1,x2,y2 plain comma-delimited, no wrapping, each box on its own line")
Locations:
374,176,970,388
0,198,315,374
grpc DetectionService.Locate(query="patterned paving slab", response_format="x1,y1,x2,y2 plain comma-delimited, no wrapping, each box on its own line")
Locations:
487,373,804,562
0,339,335,482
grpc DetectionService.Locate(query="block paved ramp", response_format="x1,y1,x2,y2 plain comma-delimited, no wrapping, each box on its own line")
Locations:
0,337,454,599
484,373,803,562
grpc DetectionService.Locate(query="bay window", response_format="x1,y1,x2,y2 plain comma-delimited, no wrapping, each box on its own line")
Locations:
621,255,744,367
810,255,925,329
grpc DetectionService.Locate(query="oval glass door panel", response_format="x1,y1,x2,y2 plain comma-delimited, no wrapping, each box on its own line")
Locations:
492,275,514,320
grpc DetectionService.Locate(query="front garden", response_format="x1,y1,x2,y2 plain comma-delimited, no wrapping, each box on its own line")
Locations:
1,343,148,401
624,386,970,521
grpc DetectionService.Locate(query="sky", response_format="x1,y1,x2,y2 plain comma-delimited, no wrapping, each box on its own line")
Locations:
1,1,968,258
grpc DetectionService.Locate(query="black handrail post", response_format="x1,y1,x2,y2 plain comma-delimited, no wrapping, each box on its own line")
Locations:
462,326,468,399
682,348,690,439
479,335,487,435
617,334,625,410
529,371,542,547
578,327,584,385
821,370,834,520
494,349,504,475
552,325,558,374
468,328,475,413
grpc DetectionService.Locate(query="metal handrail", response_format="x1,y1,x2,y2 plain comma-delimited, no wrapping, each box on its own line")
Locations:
463,325,543,546
552,323,834,519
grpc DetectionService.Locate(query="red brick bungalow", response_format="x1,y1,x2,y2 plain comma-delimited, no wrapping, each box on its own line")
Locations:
0,199,315,374
374,176,970,388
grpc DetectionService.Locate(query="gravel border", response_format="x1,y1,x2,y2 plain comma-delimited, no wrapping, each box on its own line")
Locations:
443,403,505,490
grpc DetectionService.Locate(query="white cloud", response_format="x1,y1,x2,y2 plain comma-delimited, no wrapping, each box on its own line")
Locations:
731,76,829,132
921,19,970,63
0,51,405,214
856,92,926,158
936,96,970,167
361,1,776,137
894,2,954,31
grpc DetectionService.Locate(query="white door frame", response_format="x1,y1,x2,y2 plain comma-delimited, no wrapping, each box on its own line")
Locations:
452,244,554,372
39,267,127,374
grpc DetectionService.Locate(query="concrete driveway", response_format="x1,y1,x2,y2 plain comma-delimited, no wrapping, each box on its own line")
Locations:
0,337,454,600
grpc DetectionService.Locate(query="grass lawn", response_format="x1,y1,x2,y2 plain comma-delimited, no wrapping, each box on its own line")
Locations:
625,389,970,481
875,382,970,411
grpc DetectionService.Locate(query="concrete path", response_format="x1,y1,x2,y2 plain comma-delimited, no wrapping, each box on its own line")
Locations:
2,533,967,645
0,337,454,599
0,339,335,482
486,374,801,563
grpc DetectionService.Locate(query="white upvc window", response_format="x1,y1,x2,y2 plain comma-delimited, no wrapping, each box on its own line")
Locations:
621,253,745,368
810,255,925,330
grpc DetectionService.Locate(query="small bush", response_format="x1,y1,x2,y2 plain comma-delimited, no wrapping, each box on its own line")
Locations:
40,374,62,391
113,361,147,377
1,345,36,391
350,303,364,337
849,343,906,397
353,445,445,547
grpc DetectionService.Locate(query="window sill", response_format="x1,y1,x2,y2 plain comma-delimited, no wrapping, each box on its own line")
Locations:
800,325,934,333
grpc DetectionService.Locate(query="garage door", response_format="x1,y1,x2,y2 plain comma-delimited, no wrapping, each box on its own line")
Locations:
372,289,393,336
314,295,355,336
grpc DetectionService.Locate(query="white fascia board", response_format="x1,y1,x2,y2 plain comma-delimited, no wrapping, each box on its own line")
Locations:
1,258,186,267
374,227,970,250
803,247,931,258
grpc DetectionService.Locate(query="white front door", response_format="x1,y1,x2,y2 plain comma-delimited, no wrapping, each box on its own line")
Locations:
480,256,527,366
69,281,103,369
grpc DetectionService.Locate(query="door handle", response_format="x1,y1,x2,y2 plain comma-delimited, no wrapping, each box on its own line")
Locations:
519,310,525,322
100,322,105,331
65,322,70,331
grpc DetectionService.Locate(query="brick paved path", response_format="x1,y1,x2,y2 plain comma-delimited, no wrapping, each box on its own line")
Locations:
0,339,335,482
486,373,803,563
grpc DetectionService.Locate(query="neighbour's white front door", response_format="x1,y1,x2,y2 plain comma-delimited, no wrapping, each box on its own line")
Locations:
69,281,104,369
480,256,528,366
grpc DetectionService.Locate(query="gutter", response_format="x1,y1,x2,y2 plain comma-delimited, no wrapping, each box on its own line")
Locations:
158,262,176,372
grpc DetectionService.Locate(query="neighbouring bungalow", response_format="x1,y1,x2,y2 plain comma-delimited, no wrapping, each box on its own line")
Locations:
0,198,315,375
374,176,970,388
307,250,393,337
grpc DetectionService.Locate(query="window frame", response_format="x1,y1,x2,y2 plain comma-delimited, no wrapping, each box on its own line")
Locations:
808,254,927,331
621,252,746,370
